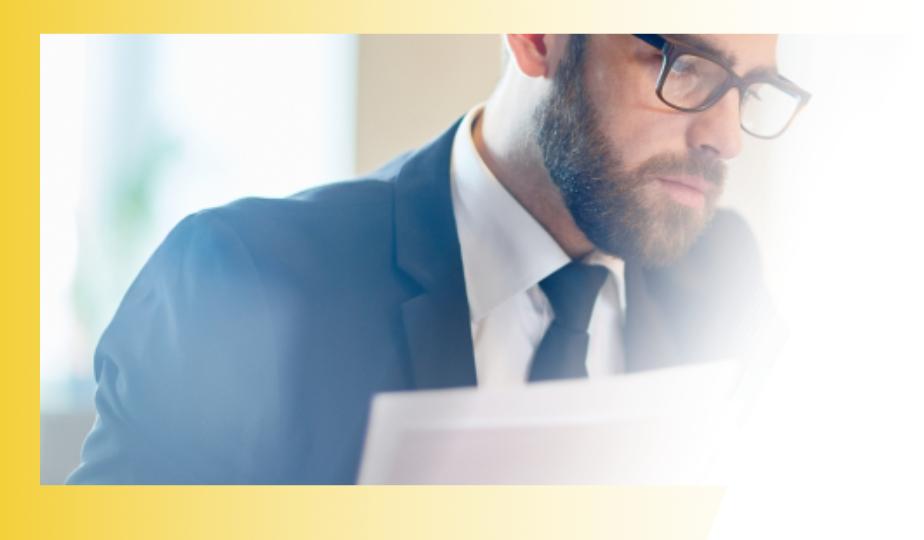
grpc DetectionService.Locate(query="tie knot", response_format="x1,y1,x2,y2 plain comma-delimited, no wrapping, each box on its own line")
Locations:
539,262,609,332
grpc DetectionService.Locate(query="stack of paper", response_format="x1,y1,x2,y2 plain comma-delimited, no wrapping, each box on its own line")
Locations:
359,359,748,484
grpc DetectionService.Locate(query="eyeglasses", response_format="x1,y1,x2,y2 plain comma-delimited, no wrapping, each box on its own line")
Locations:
633,34,811,139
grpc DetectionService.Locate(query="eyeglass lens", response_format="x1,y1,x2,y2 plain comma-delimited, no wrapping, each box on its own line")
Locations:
662,53,802,138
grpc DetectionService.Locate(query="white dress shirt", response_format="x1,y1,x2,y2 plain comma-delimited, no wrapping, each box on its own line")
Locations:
450,106,627,388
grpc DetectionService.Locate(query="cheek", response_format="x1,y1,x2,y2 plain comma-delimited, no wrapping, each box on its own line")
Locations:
584,63,693,170
606,114,690,172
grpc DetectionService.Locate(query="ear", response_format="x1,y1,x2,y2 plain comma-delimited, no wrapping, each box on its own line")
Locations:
505,34,551,78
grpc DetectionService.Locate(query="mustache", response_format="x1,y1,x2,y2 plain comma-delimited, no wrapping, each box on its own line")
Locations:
634,153,727,185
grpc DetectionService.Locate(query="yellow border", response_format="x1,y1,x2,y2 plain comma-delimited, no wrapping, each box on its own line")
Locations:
24,487,725,539
21,0,923,33
9,1,915,538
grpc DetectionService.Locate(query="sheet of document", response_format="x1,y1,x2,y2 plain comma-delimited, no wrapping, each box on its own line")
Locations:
358,359,749,484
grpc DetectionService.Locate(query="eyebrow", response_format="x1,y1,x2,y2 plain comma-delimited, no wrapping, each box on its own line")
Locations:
667,34,738,68
667,34,780,79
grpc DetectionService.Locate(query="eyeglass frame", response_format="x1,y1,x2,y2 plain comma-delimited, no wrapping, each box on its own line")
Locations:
632,34,812,139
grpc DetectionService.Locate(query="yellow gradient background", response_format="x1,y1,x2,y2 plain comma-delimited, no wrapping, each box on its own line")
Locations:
5,0,919,538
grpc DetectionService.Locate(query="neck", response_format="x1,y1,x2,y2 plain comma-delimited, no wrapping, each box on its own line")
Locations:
472,91,595,260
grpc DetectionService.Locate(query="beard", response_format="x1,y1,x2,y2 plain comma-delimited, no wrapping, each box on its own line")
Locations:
535,35,726,268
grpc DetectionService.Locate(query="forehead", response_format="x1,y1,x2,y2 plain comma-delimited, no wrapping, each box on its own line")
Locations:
667,34,778,75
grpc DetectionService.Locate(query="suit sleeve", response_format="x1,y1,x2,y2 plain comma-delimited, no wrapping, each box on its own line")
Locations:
66,210,287,484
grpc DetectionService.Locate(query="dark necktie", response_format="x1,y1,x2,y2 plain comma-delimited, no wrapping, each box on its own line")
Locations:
528,262,609,382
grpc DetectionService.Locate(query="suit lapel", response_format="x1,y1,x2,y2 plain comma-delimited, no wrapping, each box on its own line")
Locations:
393,119,477,390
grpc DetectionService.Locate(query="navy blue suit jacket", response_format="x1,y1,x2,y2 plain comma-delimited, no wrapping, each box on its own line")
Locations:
67,120,773,484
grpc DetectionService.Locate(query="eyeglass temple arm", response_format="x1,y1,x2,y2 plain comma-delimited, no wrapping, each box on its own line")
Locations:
633,34,668,52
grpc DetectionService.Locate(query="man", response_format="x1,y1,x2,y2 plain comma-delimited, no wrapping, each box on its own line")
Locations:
68,34,807,484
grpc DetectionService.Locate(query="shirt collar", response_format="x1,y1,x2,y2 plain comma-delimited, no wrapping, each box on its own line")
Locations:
584,249,626,316
450,105,572,322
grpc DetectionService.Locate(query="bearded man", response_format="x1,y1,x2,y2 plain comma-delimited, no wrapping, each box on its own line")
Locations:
68,34,809,484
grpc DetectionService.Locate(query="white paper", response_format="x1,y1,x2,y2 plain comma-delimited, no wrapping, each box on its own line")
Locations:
358,359,750,484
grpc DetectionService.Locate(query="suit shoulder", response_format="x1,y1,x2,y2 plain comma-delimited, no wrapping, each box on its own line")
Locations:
678,208,765,291
692,209,762,263
180,147,417,243
220,178,395,223
708,209,759,247
186,177,396,247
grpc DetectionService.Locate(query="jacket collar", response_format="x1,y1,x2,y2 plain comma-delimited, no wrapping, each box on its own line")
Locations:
393,118,478,390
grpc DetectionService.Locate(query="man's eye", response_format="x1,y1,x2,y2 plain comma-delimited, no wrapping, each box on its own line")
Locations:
672,59,698,76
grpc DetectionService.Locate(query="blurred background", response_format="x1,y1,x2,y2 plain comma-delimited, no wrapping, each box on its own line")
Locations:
40,33,923,538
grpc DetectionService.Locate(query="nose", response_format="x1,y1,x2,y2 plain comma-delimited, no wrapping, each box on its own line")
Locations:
686,87,743,161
